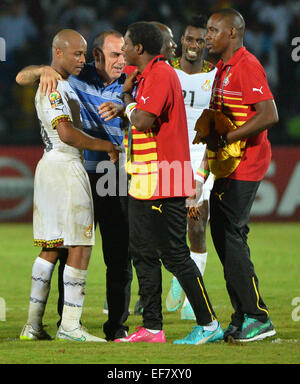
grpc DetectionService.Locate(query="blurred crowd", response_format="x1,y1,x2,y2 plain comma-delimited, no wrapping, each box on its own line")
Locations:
0,0,300,145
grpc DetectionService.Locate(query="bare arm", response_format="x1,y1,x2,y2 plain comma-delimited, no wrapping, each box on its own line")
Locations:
128,106,157,132
187,150,209,220
204,99,279,151
98,102,125,121
120,69,157,131
16,65,62,95
16,65,44,85
56,121,119,162
226,99,279,144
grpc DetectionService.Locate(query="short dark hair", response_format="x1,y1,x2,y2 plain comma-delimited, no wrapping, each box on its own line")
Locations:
187,14,208,30
211,8,245,35
127,21,163,55
93,30,123,50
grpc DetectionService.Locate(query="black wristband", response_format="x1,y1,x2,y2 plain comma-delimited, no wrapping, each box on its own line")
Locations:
117,91,132,101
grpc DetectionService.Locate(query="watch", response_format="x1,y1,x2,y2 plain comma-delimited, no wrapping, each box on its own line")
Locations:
117,90,132,101
218,134,228,148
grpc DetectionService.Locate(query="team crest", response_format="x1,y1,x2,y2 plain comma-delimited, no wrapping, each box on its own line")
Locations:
84,224,93,239
49,90,63,109
202,79,211,91
223,73,232,86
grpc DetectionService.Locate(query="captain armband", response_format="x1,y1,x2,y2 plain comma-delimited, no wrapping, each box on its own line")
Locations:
51,115,71,129
125,102,137,124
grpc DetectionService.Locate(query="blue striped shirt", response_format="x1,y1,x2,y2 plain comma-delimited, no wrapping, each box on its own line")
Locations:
68,62,126,173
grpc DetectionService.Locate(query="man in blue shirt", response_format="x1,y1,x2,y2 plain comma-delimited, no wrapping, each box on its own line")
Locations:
16,30,132,341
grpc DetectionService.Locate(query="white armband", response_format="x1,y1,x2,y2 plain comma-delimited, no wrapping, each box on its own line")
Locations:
125,102,137,124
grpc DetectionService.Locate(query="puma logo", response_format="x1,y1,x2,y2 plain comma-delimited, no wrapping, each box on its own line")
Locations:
152,204,162,214
215,192,224,201
252,86,263,94
141,96,150,104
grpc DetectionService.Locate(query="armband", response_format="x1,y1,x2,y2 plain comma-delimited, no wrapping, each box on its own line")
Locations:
125,102,137,124
196,168,210,184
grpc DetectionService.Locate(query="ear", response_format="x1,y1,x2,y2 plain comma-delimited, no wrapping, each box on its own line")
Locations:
230,27,237,39
135,43,144,55
181,35,184,45
55,47,63,58
93,47,103,64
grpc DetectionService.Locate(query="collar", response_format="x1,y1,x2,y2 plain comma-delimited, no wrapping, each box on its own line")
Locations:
138,54,166,80
218,46,246,71
84,62,126,87
171,57,215,73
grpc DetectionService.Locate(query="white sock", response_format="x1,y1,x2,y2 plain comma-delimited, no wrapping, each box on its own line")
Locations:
61,265,87,331
28,257,55,329
146,329,161,334
203,319,218,331
181,253,208,308
183,296,189,306
190,251,207,276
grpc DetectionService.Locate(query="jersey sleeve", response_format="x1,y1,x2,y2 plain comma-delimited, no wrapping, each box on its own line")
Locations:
239,59,273,105
43,82,72,129
136,68,171,117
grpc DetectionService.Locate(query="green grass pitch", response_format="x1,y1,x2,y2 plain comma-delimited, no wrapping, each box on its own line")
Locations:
0,222,299,364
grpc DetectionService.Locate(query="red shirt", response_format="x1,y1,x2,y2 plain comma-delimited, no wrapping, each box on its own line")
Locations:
123,65,136,75
126,55,194,200
211,47,274,181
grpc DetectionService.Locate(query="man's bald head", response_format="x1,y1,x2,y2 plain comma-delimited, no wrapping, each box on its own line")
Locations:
211,8,245,38
150,21,177,61
52,29,87,52
51,29,87,78
206,9,245,61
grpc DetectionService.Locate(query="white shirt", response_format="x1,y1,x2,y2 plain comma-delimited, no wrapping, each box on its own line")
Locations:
174,67,217,150
35,80,82,158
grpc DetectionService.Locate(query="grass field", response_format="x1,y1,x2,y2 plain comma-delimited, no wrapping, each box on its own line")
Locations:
0,222,299,365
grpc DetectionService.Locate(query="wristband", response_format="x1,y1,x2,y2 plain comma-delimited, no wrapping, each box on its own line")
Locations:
125,102,137,124
196,168,210,184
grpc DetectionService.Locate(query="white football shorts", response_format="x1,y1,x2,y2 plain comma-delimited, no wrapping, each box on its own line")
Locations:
33,151,95,248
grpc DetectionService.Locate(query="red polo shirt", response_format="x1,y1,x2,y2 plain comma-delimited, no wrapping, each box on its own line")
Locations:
125,55,194,200
211,47,274,181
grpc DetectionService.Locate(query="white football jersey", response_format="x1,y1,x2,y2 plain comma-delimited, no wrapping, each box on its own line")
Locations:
35,80,82,158
174,67,217,147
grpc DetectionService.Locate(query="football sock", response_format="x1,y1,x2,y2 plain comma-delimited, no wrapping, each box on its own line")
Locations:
28,257,55,329
203,319,218,332
190,251,207,276
182,296,189,307
61,265,87,331
181,252,208,308
145,329,161,334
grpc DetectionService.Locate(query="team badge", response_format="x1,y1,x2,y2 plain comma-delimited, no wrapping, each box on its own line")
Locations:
49,90,63,109
84,224,93,239
223,73,232,86
202,79,211,91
